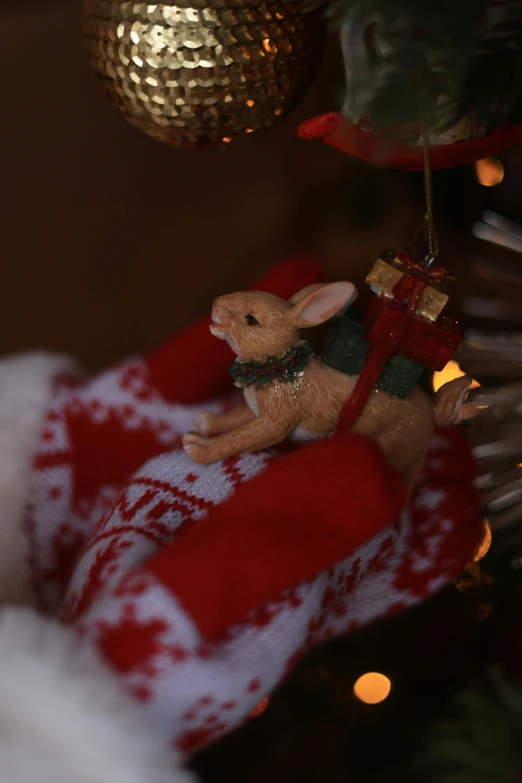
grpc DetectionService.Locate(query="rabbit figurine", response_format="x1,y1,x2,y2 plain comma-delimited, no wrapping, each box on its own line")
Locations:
182,282,471,490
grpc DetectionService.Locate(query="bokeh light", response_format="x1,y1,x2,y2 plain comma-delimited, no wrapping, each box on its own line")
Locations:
353,672,391,704
433,360,480,393
250,697,269,718
475,156,504,187
473,520,492,562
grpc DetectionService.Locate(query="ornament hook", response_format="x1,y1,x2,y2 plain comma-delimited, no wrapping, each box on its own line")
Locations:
421,112,439,261
412,113,440,266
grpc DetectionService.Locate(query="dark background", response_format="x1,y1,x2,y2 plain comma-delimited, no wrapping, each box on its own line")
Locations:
1,1,425,371
3,2,516,373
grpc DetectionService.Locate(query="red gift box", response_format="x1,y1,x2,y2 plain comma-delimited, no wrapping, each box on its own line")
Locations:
365,295,462,372
337,249,462,432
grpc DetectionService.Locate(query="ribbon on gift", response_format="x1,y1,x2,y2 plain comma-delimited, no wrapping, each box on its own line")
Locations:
337,250,460,433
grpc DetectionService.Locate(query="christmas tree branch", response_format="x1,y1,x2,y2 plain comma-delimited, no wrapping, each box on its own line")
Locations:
309,0,522,134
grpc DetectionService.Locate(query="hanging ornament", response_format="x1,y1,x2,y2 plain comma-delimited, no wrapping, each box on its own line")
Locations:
324,132,464,443
298,1,522,169
323,248,463,434
183,132,471,494
82,0,325,150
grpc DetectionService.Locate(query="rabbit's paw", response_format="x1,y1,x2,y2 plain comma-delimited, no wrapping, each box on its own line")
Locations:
182,431,217,464
193,412,216,436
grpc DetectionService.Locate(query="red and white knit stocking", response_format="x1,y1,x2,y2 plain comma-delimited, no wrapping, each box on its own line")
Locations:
17,258,482,758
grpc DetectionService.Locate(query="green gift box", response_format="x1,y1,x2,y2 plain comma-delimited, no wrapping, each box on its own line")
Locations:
322,309,424,400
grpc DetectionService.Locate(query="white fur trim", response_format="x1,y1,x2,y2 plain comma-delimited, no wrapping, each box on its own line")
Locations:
0,608,196,783
0,353,77,606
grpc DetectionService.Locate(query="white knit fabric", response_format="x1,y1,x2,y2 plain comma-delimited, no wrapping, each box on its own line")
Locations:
0,351,479,773
0,353,76,606
69,430,473,755
0,354,197,783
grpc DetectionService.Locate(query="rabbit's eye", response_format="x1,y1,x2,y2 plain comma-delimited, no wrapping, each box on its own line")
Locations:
245,314,260,327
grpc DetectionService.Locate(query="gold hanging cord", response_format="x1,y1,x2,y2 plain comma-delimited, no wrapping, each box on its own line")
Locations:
414,113,440,263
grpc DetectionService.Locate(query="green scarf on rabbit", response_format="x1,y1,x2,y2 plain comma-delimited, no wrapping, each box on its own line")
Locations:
229,342,314,390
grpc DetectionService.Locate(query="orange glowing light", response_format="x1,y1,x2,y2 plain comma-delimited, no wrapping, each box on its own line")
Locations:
473,520,492,562
475,157,504,187
222,136,232,143
353,672,391,704
250,696,269,718
433,361,480,393
246,99,255,107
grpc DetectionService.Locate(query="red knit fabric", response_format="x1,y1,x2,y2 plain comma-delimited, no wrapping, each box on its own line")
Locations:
150,433,405,642
64,425,480,756
22,256,482,756
146,257,322,404
32,258,322,536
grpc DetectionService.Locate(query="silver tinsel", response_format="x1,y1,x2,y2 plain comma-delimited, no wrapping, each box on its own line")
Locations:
457,210,522,561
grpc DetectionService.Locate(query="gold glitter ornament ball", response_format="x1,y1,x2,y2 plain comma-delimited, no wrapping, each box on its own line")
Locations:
82,0,326,149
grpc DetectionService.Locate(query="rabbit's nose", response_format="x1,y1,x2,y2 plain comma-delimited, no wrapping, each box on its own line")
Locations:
210,323,226,339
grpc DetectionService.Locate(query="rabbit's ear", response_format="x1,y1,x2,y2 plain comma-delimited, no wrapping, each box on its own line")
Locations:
287,284,325,307
292,282,357,328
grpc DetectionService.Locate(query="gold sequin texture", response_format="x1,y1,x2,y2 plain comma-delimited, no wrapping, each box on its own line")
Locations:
82,0,326,149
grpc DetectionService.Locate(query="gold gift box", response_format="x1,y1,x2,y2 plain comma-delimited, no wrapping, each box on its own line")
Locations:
365,255,449,323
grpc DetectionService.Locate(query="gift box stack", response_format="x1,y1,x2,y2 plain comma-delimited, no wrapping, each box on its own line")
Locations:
323,249,463,430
